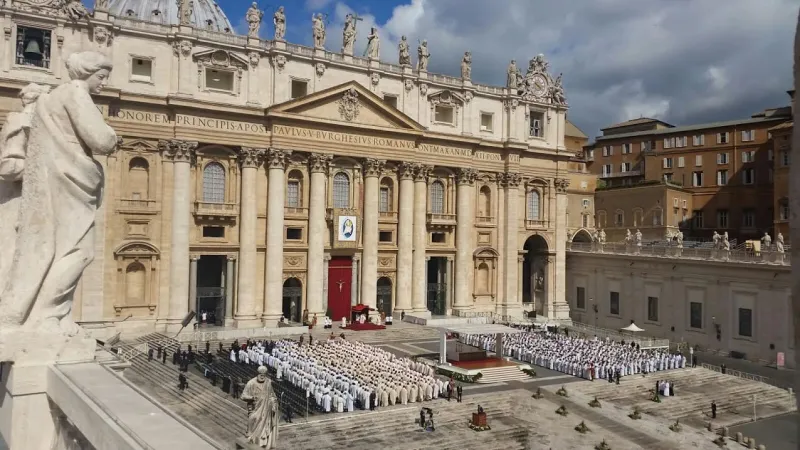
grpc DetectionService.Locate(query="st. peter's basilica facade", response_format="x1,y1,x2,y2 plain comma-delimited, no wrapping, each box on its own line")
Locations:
0,0,572,332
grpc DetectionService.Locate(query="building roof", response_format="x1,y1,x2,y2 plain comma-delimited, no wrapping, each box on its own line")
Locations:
109,0,234,33
601,117,674,131
595,116,790,141
769,121,794,131
565,120,588,139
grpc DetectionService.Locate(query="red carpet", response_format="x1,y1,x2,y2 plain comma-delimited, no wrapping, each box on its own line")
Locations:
342,322,386,331
448,358,519,369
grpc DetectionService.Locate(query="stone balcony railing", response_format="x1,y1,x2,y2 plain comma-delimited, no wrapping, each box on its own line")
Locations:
427,213,457,226
475,215,495,225
193,201,239,218
567,241,790,266
284,206,308,218
525,219,548,229
379,211,398,223
117,198,159,214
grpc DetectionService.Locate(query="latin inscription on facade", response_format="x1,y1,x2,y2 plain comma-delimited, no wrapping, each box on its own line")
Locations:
177,114,268,134
474,151,502,161
272,125,415,149
112,109,171,125
419,144,472,158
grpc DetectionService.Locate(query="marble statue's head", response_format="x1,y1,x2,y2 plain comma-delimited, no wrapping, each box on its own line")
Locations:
19,83,50,106
257,365,268,382
65,51,112,94
278,6,283,12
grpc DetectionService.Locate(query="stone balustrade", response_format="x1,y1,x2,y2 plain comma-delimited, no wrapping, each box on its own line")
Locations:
567,241,789,266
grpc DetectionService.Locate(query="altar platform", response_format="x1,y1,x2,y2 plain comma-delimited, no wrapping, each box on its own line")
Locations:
445,342,487,362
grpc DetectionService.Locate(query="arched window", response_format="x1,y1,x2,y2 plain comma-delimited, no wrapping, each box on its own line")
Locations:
430,180,445,214
527,190,541,221
476,262,490,294
597,211,607,228
127,157,150,199
633,209,643,227
479,185,491,217
333,172,350,209
652,207,663,226
125,262,146,306
286,170,303,208
379,178,393,212
202,162,226,203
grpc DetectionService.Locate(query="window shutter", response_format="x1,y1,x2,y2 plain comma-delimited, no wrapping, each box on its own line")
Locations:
662,158,668,168
716,133,721,144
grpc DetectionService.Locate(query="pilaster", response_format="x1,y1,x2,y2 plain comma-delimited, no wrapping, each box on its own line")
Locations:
306,153,332,316
553,178,570,320
499,172,522,316
235,147,265,327
395,162,415,313
262,148,291,323
360,158,385,309
412,164,432,314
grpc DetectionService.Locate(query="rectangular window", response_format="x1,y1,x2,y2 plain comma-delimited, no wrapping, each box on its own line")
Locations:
676,136,687,147
693,210,704,228
663,172,673,182
742,209,756,228
717,152,729,164
678,156,685,168
622,143,631,154
609,292,620,315
695,155,703,166
742,150,755,163
576,287,586,310
529,111,544,137
202,226,225,238
205,69,234,91
615,211,624,226
738,308,753,337
742,168,755,185
131,57,153,82
693,134,705,146
480,113,493,132
431,232,446,243
781,150,790,167
16,26,52,69
379,231,393,243
641,141,655,152
663,137,675,149
602,164,612,176
768,149,774,161
647,296,659,322
780,204,790,221
582,214,589,227
689,302,703,329
692,171,703,187
383,94,398,109
285,227,303,240
717,132,729,144
716,170,728,186
582,199,590,208
286,180,300,207
379,186,390,212
621,162,631,172
291,79,308,98
435,105,455,125
663,157,673,169
741,130,755,142
653,210,662,226
717,209,729,228
603,145,613,157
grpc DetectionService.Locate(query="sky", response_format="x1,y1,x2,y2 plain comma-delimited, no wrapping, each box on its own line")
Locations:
92,0,798,139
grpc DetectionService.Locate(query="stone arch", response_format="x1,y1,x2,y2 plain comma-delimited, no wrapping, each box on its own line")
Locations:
196,144,237,157
202,161,226,203
286,168,304,208
126,157,150,199
379,177,394,212
114,241,160,257
522,234,550,314
125,262,147,306
429,179,446,214
478,184,492,217
282,277,303,323
377,276,393,315
571,229,593,243
113,241,159,317
472,246,498,300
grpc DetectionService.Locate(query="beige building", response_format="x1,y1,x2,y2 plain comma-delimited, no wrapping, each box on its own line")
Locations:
566,248,793,367
0,1,576,332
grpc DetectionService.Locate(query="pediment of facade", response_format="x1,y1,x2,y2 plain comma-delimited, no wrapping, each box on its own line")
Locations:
267,81,424,132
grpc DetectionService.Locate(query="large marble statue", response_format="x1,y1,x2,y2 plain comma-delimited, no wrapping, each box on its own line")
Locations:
398,36,410,65
178,0,194,25
366,27,380,59
64,0,88,20
777,232,785,253
273,6,286,41
507,60,521,89
762,232,772,249
312,13,326,49
0,83,51,293
551,73,567,105
245,2,263,38
94,0,108,10
0,52,118,334
461,51,472,79
342,13,357,55
241,366,279,448
417,40,430,71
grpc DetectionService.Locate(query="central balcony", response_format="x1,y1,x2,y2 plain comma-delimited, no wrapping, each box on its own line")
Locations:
284,206,308,219
525,219,548,229
117,198,159,215
379,211,398,223
427,213,457,227
193,201,239,221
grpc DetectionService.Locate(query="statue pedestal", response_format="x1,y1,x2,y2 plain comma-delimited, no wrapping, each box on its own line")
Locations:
0,331,95,450
471,412,487,427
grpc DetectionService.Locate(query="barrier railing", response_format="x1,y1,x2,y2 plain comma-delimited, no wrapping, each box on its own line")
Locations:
700,363,768,384
567,241,789,266
567,322,670,349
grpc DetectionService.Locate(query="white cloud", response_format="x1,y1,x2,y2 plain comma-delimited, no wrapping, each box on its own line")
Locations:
305,0,334,11
332,0,797,137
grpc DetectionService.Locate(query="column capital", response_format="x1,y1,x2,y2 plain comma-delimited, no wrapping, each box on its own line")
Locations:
456,168,478,186
308,153,333,173
159,139,198,164
353,254,361,262
500,172,523,188
554,177,570,193
190,254,201,261
518,255,525,263
362,158,386,178
239,147,266,168
447,256,454,262
323,254,332,262
227,254,238,261
397,162,416,180
266,148,292,169
413,164,432,182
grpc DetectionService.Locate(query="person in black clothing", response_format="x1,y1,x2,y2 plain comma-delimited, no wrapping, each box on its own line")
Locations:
172,351,178,365
156,345,162,359
188,344,193,353
419,409,426,428
456,385,463,403
232,379,240,399
615,369,620,385
369,391,377,410
711,400,717,419
205,341,210,354
284,406,293,423
178,373,188,391
222,376,231,393
211,371,218,386
161,350,167,364
147,348,153,361
720,364,726,374
219,342,224,353
692,355,698,368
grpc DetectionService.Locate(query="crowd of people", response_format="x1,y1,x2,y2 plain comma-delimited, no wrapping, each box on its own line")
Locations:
461,331,686,381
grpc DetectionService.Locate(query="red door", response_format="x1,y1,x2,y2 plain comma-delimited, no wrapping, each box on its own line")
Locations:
327,257,352,321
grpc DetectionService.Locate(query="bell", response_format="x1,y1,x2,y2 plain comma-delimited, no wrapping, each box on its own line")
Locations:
24,39,42,59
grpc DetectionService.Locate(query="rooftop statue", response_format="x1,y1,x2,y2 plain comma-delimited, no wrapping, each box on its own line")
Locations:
366,27,380,60
312,13,326,49
461,51,472,79
417,39,430,71
0,51,118,335
398,36,410,66
273,6,286,41
245,2,263,38
342,13,358,55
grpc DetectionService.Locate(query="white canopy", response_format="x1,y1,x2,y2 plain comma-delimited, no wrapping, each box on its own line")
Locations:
621,323,645,332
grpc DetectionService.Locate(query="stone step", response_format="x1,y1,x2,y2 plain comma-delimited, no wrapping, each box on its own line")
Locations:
476,366,531,384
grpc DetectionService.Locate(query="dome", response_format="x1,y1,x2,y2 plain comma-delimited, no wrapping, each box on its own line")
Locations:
109,0,234,33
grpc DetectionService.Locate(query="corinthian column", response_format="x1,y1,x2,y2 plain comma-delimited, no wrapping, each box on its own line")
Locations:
412,164,432,314
552,178,570,319
263,148,291,323
361,158,385,309
159,139,198,330
454,168,477,312
235,147,264,327
395,162,415,313
500,172,522,316
306,153,332,316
